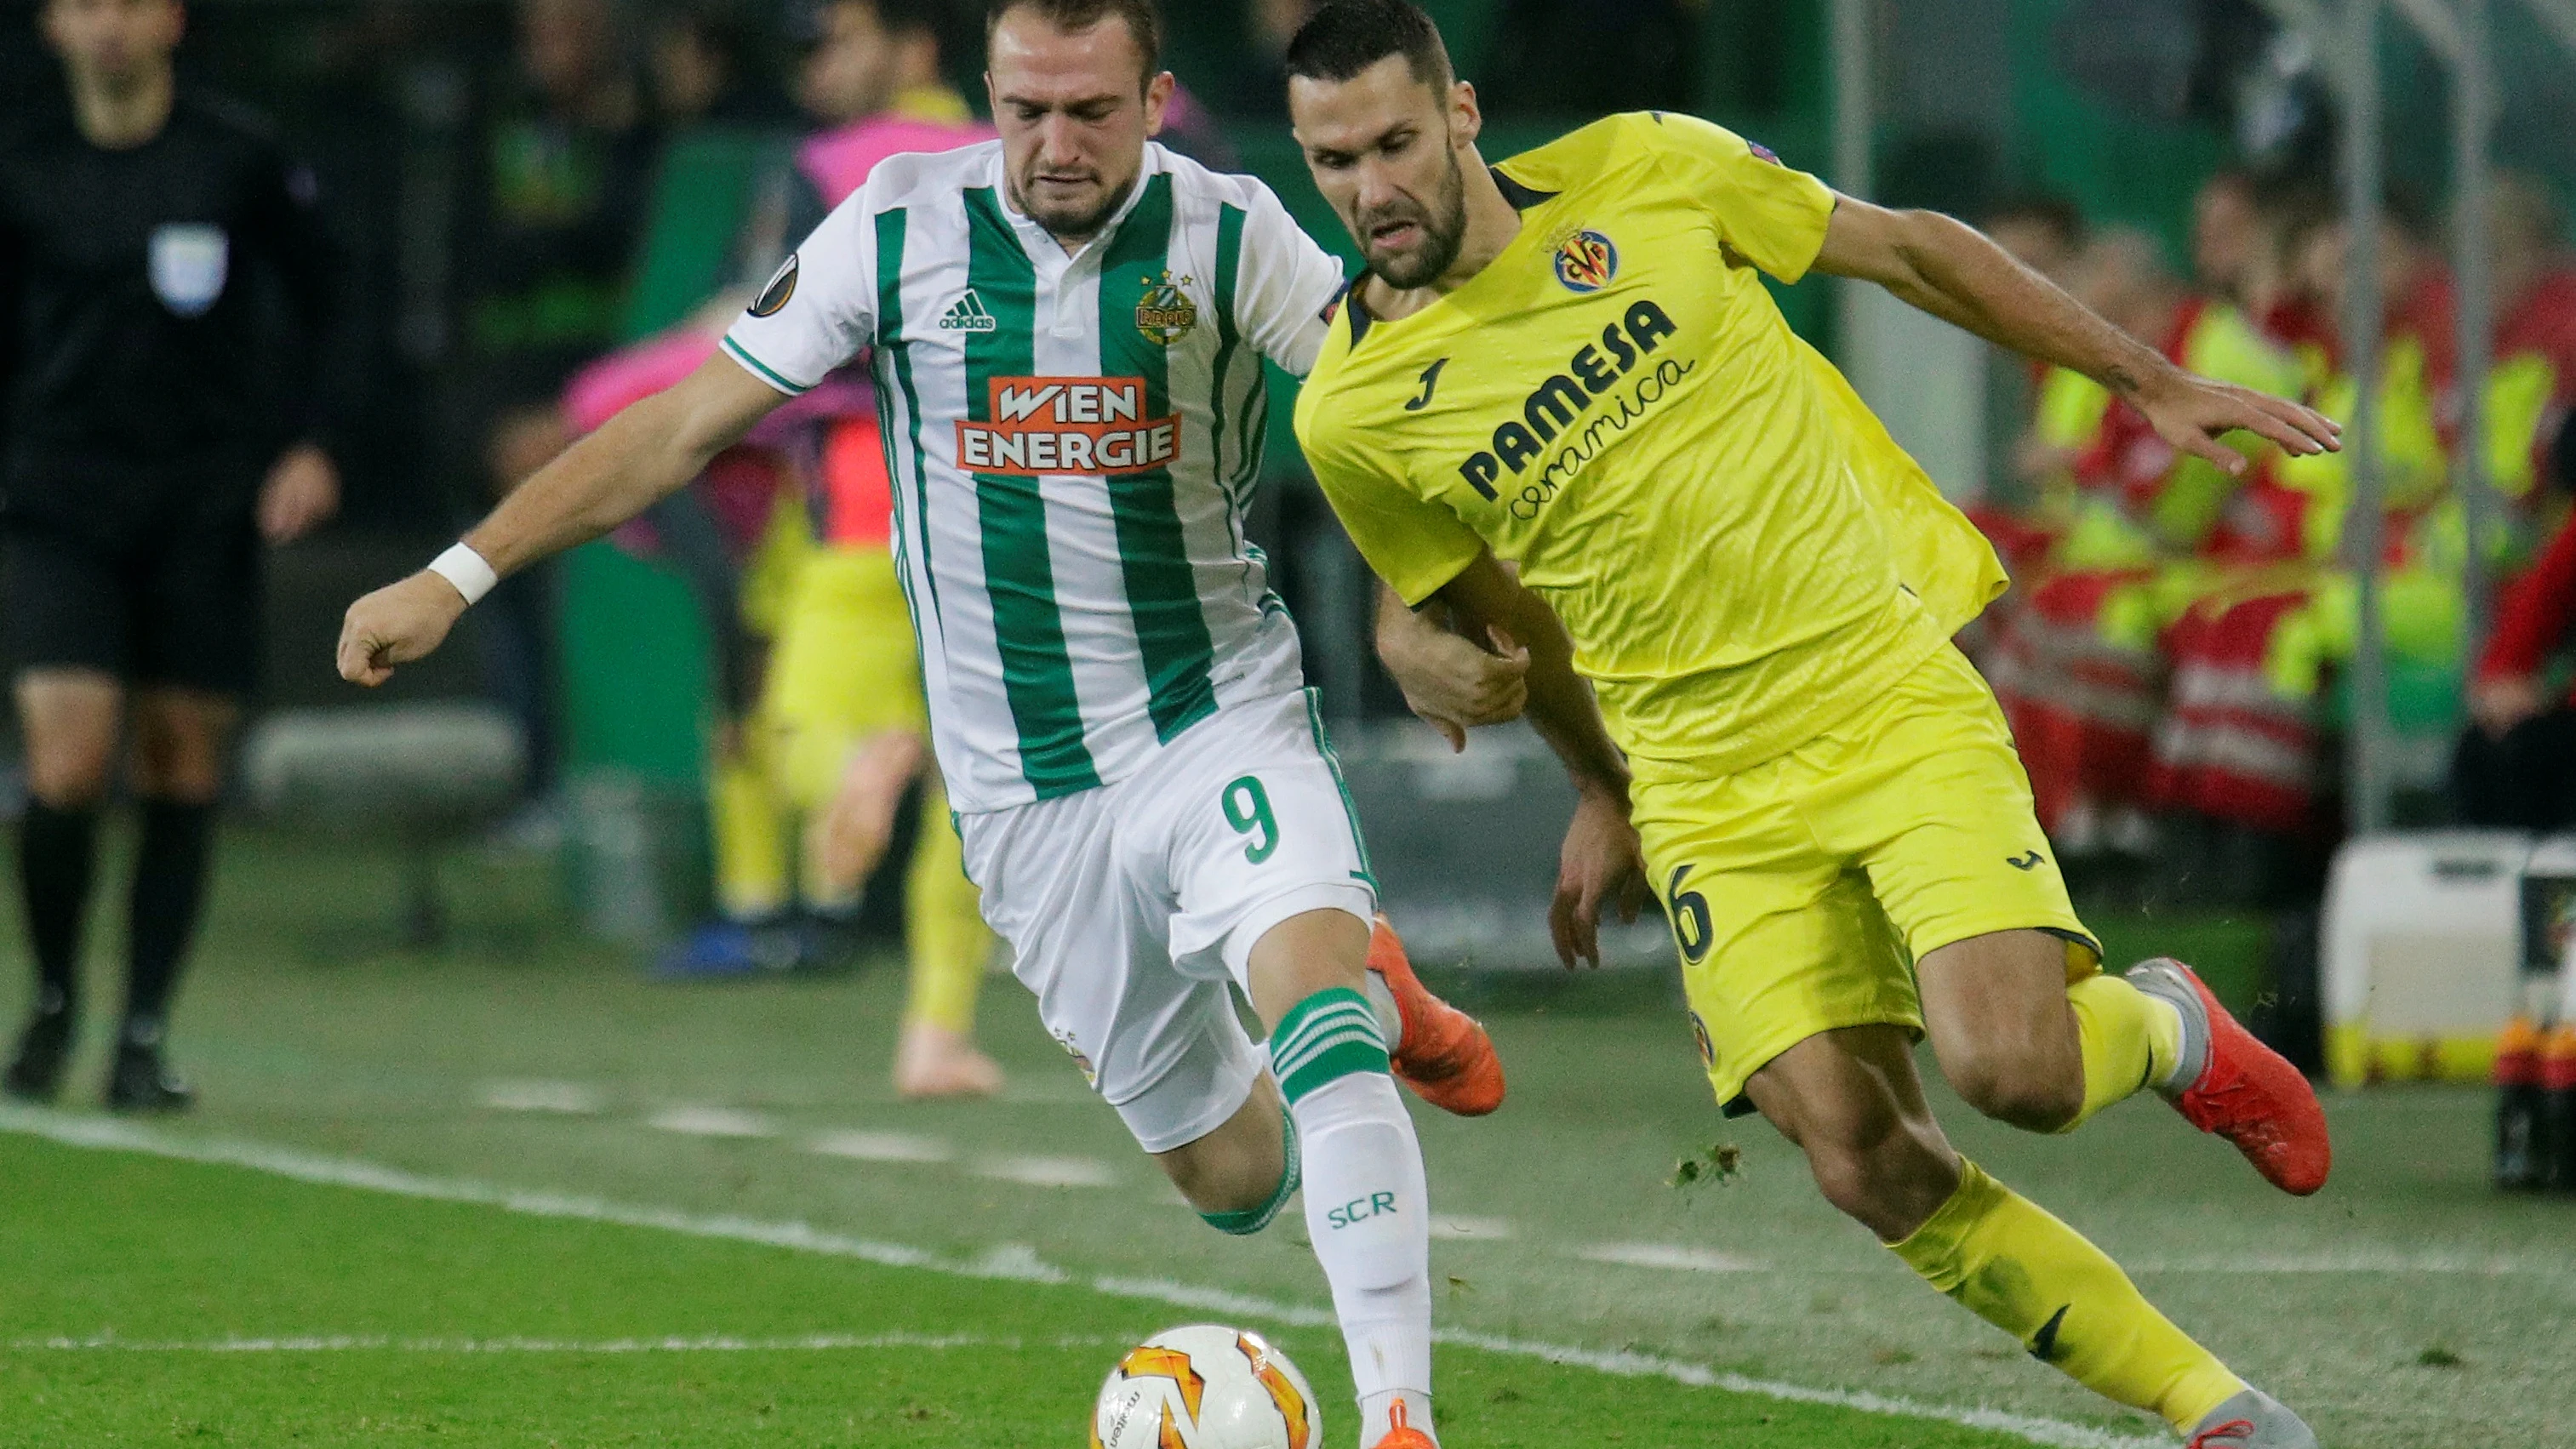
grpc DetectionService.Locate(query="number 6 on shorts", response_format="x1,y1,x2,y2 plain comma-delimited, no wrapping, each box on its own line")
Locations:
1222,775,1279,863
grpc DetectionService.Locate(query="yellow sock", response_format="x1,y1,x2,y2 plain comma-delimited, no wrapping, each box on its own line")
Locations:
710,736,791,921
902,786,992,1034
2066,972,2185,1130
1892,1159,2242,1430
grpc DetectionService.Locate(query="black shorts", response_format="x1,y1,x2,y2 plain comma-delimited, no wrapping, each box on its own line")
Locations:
3,499,263,697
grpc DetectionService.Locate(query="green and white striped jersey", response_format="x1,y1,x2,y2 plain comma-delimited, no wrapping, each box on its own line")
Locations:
723,141,1345,813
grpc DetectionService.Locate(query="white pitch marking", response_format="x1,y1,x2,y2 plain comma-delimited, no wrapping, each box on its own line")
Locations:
1428,1214,1516,1241
2128,1250,2562,1276
972,1155,1117,1189
805,1130,954,1164
645,1105,778,1139
1575,1242,1766,1274
0,1108,2164,1449
478,1081,605,1115
964,1243,1070,1283
9,1332,1122,1354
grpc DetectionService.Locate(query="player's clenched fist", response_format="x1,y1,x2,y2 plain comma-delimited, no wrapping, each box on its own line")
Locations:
336,572,469,687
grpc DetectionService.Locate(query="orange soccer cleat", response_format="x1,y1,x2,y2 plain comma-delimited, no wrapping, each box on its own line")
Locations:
2128,958,2333,1195
1369,1399,1438,1449
1368,916,1505,1117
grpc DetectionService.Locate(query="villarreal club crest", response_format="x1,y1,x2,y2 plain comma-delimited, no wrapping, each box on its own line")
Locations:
1552,229,1619,294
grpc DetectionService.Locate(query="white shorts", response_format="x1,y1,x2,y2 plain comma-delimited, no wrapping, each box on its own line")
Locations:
960,689,1379,1154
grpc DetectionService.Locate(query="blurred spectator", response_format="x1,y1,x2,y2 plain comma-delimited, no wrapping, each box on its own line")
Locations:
468,0,654,446
2458,415,2576,830
2288,190,2458,388
1972,194,2088,539
1983,227,2306,859
651,0,797,128
2238,178,2337,382
2472,174,2576,550
460,0,658,814
795,0,969,126
2191,167,2268,306
2487,174,2576,412
1219,0,1316,117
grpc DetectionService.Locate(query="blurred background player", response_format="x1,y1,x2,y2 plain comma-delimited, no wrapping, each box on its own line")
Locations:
0,0,344,1110
576,0,1010,1098
736,0,1006,1095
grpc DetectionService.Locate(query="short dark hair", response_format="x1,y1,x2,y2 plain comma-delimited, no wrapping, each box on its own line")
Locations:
1283,0,1453,91
985,0,1162,77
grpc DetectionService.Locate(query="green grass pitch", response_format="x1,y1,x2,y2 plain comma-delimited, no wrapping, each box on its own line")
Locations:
2,829,2568,1447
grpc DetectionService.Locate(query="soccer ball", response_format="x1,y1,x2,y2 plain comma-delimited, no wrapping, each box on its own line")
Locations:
1092,1324,1322,1449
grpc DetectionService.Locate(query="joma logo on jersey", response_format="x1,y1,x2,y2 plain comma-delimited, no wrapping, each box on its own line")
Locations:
957,377,1180,476
1457,299,1679,500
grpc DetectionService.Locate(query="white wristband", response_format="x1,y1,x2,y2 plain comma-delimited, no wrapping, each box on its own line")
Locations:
427,543,499,606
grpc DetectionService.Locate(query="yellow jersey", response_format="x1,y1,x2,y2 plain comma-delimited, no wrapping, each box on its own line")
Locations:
1295,112,2005,781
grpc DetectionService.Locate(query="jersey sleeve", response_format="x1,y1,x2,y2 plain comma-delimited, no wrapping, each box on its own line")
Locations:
1633,111,1836,284
1302,415,1488,607
1226,180,1347,379
722,186,878,396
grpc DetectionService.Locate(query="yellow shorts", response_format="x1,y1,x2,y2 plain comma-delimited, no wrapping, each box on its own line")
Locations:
1627,642,2098,1114
761,544,927,807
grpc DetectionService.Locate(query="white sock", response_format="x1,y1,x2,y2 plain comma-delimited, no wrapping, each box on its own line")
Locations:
1291,1070,1434,1446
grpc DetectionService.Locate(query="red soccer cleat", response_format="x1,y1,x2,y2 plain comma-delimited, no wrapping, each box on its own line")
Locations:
2128,958,2333,1195
1368,916,1505,1117
1369,1399,1438,1449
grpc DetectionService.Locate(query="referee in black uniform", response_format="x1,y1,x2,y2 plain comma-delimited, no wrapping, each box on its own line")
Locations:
0,0,342,1110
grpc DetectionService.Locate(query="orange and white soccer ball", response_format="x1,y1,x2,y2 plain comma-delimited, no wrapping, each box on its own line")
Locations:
1092,1325,1322,1449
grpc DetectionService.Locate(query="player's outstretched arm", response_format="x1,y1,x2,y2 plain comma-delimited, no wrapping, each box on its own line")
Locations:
1428,555,1648,970
336,355,785,687
1810,197,2343,476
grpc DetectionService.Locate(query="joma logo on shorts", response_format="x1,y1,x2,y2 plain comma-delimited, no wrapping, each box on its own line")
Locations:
1326,1192,1397,1229
1456,299,1680,500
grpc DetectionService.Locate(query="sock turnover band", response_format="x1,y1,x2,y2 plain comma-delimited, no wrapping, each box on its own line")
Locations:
1270,987,1391,1105
1200,1103,1301,1236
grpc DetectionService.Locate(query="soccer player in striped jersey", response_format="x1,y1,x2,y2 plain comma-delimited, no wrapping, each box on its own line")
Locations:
339,3,1483,1444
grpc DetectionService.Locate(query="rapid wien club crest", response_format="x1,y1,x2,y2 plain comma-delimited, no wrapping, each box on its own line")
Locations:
1134,271,1198,345
1552,229,1619,294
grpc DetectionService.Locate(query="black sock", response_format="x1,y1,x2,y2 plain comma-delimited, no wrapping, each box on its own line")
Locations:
20,800,99,1019
123,800,214,1045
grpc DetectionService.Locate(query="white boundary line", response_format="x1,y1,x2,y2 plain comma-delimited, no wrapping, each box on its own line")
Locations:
9,1332,1115,1354
0,1108,2166,1449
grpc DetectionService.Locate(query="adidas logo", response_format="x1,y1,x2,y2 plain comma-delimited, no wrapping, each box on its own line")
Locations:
938,291,998,333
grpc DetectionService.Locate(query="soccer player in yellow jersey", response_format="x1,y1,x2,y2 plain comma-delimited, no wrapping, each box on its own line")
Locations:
1282,4,2341,1445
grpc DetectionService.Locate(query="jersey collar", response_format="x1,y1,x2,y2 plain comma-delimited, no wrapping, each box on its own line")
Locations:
1491,166,1558,213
